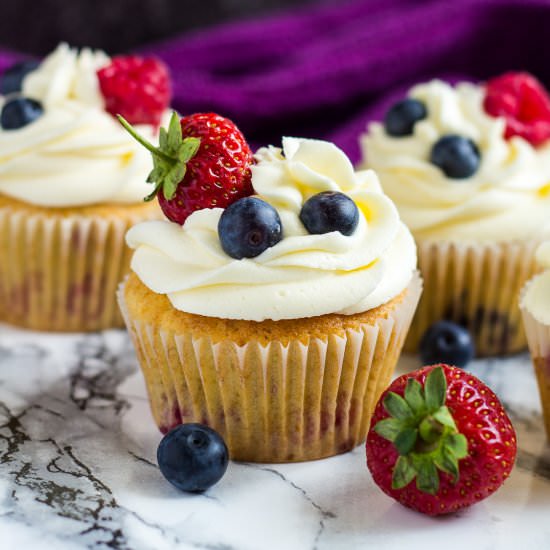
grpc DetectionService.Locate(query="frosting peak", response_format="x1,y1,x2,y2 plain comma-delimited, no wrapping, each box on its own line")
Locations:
521,241,550,325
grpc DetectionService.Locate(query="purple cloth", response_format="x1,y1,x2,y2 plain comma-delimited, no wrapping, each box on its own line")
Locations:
2,0,550,161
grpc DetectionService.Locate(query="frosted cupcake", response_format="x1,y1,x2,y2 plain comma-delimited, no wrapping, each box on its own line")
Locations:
521,242,550,437
118,112,421,462
0,43,171,331
361,74,550,356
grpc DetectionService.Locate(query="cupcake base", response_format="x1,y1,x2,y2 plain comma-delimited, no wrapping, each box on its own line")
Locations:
0,194,160,332
405,239,542,357
118,271,422,463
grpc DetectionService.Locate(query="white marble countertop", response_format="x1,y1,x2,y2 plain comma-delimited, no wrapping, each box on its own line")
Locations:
0,324,548,550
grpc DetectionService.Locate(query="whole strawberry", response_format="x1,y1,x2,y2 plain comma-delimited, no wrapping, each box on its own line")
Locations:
98,55,171,126
119,112,254,224
366,364,516,516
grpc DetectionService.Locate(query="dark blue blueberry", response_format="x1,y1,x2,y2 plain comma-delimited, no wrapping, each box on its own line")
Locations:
384,98,427,137
299,191,359,236
157,423,229,493
1,97,43,130
218,196,282,259
420,321,475,368
430,135,480,179
1,60,40,95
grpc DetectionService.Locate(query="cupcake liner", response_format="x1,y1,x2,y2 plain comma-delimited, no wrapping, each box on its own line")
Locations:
404,239,542,357
0,207,154,332
118,272,422,463
520,286,550,438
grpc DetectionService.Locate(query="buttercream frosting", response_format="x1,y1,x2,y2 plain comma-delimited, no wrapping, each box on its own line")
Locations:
127,137,417,321
0,43,165,207
362,80,550,242
522,242,550,325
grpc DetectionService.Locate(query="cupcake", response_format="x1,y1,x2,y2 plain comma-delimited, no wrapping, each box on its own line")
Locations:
118,112,421,462
361,73,550,356
520,241,550,437
0,43,171,331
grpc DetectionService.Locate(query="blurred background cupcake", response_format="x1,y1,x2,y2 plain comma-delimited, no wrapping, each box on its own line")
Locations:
118,120,421,462
521,242,550,437
361,75,550,356
0,43,171,331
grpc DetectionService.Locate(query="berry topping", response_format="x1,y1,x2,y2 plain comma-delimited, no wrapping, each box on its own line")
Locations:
119,112,254,225
430,135,480,179
384,98,427,137
420,321,475,368
98,55,171,126
157,423,229,493
299,191,359,236
1,97,43,130
218,196,282,259
484,72,550,146
0,60,40,95
366,365,517,516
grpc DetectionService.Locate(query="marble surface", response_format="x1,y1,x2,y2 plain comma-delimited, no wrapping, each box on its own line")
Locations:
0,324,548,550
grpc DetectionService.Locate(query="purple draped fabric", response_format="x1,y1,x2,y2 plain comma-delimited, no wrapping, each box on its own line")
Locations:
2,0,550,161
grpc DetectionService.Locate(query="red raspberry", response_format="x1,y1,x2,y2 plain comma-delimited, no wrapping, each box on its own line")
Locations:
484,72,550,146
97,56,171,127
118,112,254,225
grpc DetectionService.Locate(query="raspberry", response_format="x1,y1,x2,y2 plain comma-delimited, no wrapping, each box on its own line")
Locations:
484,72,550,146
97,56,171,126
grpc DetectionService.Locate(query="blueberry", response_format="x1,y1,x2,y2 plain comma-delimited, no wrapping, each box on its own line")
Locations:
218,196,282,259
299,191,359,236
1,60,40,95
384,98,427,137
430,135,480,179
157,423,229,493
1,97,43,130
420,321,475,368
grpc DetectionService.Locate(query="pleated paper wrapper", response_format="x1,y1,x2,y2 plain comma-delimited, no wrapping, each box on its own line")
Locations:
405,239,543,357
0,207,156,332
118,272,422,463
520,280,550,439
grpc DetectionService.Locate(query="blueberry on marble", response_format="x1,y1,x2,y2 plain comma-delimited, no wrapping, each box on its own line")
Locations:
420,320,475,368
430,135,480,179
384,98,427,136
218,196,282,259
1,97,43,130
299,191,359,236
157,423,229,493
0,60,40,95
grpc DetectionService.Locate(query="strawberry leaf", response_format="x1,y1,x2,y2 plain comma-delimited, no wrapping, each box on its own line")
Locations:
435,446,460,483
425,366,446,410
167,111,183,152
432,405,458,431
374,418,402,442
404,378,425,414
392,456,416,490
415,459,439,495
394,428,418,455
446,433,468,459
383,392,414,421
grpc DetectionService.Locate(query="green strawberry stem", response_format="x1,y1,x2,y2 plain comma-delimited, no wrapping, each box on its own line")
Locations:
374,366,468,495
117,112,201,201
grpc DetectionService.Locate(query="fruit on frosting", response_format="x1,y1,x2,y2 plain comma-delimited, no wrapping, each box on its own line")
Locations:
484,72,550,147
299,191,359,236
98,55,171,126
1,97,43,130
430,135,480,179
0,60,40,95
366,364,516,516
384,98,427,137
420,321,475,368
119,112,254,225
157,423,229,493
218,196,282,259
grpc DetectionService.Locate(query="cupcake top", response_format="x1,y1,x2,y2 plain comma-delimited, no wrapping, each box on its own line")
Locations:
362,75,550,242
521,242,550,325
0,43,171,207
126,126,417,322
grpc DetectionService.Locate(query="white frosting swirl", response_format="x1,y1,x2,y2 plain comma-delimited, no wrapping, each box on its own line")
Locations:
127,137,416,321
521,242,550,325
0,43,164,207
362,80,550,242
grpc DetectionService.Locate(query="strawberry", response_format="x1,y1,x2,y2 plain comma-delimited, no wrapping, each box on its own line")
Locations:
98,55,171,126
366,364,516,516
483,72,550,146
119,112,254,225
